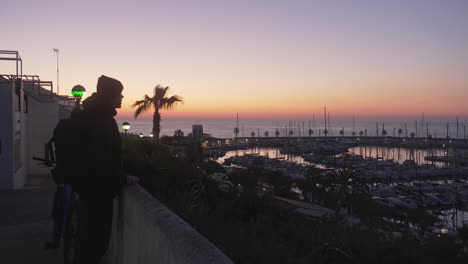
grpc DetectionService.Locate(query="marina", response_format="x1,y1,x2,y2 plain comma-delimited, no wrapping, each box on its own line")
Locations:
209,136,468,229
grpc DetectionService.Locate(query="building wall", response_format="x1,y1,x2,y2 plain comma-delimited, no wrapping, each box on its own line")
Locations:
0,78,28,189
0,77,68,189
12,82,27,189
109,185,234,264
15,99,28,188
59,105,72,120
26,99,61,175
0,80,14,189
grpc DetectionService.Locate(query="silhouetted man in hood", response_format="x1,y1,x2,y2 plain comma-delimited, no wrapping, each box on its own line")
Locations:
75,75,137,264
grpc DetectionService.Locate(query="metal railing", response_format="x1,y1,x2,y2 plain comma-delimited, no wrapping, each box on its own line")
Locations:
0,50,22,79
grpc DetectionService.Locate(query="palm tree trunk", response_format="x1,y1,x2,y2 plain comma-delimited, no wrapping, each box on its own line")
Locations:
153,110,161,141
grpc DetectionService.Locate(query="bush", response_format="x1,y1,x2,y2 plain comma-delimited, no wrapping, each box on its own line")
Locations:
122,137,468,264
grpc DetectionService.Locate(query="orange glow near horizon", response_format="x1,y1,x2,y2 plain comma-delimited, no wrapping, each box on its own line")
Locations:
2,1,468,120
115,75,468,119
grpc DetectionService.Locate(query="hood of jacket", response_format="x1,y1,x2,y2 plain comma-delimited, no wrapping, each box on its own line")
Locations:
82,92,117,117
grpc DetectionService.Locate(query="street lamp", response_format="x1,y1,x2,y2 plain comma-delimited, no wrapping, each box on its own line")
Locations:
122,122,130,135
71,85,86,98
70,85,86,117
139,133,144,138
71,85,86,108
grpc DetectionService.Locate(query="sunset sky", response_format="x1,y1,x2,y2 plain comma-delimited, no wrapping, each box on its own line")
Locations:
2,0,467,119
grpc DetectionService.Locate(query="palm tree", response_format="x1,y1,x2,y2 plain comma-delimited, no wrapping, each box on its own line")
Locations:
398,128,403,137
264,131,269,137
174,129,184,138
359,131,364,137
133,85,183,140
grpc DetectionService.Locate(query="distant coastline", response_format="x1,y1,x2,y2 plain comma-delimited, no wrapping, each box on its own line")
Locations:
116,116,468,139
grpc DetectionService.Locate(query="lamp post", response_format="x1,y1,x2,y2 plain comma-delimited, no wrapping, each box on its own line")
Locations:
71,85,86,117
122,122,130,135
71,84,86,105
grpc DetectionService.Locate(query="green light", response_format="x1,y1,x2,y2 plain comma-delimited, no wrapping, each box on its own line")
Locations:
71,85,86,99
71,91,86,98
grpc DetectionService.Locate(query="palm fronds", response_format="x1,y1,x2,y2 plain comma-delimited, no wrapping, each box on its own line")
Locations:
132,84,183,140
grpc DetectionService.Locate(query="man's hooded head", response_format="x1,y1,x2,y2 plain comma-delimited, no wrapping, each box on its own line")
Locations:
83,75,124,115
96,75,124,109
97,75,123,98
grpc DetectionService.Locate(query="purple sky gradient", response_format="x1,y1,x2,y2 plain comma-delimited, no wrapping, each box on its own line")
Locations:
1,0,467,118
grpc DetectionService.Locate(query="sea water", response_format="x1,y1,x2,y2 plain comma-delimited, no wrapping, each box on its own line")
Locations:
116,116,468,139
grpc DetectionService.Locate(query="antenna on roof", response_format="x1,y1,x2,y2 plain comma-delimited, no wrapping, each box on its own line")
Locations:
53,48,59,95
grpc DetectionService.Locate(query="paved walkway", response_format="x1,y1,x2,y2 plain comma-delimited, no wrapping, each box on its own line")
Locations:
0,175,111,264
0,187,63,264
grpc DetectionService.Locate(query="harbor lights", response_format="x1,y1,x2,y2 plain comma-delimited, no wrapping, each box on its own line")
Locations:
122,122,130,135
149,133,154,138
139,133,144,138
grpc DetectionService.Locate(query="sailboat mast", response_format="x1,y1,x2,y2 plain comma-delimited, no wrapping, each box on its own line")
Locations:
415,120,418,138
447,122,449,138
324,107,327,130
421,112,425,137
313,112,315,128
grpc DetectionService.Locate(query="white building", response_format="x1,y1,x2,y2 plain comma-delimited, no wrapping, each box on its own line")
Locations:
192,124,204,139
0,51,73,189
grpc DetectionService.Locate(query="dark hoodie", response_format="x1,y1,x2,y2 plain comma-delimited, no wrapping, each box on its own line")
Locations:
76,93,123,198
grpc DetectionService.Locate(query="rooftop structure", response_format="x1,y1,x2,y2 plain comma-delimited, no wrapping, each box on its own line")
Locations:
0,50,74,189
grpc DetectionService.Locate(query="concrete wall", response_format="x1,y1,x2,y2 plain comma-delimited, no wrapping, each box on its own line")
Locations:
15,108,27,188
12,82,27,189
0,79,27,189
0,80,14,189
26,99,60,175
109,185,234,264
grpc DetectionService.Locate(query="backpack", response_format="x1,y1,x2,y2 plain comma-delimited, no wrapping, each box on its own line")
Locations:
51,108,87,185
